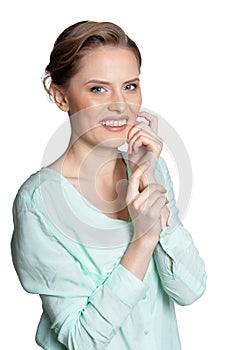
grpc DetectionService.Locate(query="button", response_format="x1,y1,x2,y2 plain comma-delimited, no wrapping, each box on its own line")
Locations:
144,330,149,335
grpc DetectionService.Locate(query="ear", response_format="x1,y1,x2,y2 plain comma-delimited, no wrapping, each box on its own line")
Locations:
49,84,69,112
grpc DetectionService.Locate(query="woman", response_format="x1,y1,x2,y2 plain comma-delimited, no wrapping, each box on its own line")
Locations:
11,21,206,349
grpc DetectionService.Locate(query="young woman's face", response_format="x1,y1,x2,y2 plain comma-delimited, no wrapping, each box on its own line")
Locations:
63,46,142,149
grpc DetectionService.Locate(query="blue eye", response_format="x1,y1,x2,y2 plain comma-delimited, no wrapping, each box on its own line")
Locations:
90,86,105,93
124,84,137,91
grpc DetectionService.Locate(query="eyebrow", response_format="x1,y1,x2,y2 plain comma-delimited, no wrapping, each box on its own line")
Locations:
85,78,140,85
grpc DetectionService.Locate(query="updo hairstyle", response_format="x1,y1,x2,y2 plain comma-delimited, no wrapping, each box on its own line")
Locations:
43,21,142,96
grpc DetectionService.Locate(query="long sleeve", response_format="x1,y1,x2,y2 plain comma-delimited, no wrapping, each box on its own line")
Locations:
43,264,147,349
11,192,147,350
154,157,207,306
11,161,206,350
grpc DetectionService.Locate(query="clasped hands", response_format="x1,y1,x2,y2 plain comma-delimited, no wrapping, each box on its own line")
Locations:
126,112,170,244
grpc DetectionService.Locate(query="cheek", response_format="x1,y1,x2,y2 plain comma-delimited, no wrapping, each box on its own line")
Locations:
68,93,96,115
129,101,141,117
136,90,142,104
70,105,105,137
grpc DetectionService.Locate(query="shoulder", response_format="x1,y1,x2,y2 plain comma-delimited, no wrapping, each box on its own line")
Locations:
13,168,61,215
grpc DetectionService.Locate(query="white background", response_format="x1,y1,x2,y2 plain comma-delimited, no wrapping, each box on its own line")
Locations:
1,0,232,349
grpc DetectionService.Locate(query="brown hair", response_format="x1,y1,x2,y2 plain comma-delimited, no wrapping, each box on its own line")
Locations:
43,20,142,95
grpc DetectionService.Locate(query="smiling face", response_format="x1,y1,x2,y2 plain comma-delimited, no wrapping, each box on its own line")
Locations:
52,46,142,150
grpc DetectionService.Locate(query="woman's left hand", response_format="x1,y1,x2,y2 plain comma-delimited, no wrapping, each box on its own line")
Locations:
127,111,163,187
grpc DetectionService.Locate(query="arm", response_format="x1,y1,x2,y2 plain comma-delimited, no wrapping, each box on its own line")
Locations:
154,157,207,305
120,156,206,305
122,111,206,305
11,193,147,350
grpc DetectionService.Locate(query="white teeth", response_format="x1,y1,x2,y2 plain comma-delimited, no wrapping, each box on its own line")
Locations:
100,119,127,127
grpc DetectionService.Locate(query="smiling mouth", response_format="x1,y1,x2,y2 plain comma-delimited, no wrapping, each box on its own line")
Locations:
99,119,127,127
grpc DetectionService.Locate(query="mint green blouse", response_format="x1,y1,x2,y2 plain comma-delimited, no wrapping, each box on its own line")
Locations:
11,154,206,350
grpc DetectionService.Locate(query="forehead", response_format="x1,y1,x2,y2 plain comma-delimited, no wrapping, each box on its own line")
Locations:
78,46,140,81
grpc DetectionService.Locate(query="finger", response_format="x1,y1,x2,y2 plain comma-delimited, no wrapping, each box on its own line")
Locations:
128,122,155,140
139,183,167,204
150,195,168,214
146,183,167,193
133,187,167,212
141,194,167,213
130,134,163,154
126,161,150,203
127,124,163,153
127,122,156,154
127,127,144,154
138,111,158,133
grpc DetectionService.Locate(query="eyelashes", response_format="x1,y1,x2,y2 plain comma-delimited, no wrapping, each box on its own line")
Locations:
90,83,138,94
124,83,137,91
90,86,106,93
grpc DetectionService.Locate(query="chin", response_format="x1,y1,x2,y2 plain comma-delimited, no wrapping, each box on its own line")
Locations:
102,137,126,149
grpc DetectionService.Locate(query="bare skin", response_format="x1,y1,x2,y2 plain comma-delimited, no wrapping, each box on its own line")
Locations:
48,45,170,281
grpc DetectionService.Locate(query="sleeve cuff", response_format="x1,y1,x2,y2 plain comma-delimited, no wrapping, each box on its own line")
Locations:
104,263,147,307
156,224,194,263
87,263,148,332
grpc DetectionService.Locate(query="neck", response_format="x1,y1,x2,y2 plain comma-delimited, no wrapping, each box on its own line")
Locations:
62,138,121,181
54,135,129,221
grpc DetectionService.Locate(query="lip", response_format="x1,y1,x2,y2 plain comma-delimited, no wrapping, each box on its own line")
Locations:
101,124,128,132
99,116,129,123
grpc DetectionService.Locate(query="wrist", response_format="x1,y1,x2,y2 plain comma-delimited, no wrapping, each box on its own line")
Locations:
142,171,157,187
121,236,158,281
132,219,161,248
132,232,159,253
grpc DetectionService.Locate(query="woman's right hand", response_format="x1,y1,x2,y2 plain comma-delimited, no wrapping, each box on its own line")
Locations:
126,161,169,248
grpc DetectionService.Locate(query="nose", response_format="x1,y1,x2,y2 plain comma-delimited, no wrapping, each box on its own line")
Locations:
108,90,127,113
108,101,127,113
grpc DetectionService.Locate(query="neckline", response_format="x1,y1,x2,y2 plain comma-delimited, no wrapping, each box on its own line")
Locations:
41,151,131,224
